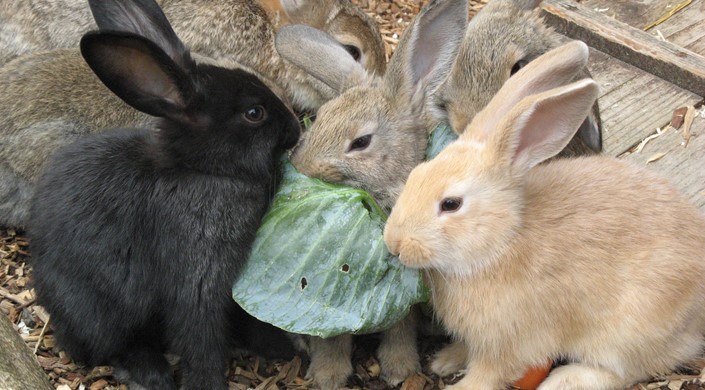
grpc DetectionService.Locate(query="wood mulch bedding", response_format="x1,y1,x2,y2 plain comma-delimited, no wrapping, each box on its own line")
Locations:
3,1,705,389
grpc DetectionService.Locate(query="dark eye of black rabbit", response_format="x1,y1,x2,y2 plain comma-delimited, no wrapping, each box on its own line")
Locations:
243,105,266,123
510,59,529,76
343,44,362,61
348,134,372,152
440,197,462,213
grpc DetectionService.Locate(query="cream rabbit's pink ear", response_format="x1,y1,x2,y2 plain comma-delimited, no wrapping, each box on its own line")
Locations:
460,40,590,138
482,78,599,173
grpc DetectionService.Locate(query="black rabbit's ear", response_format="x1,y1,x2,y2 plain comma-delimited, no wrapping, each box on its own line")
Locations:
87,0,188,68
81,31,194,120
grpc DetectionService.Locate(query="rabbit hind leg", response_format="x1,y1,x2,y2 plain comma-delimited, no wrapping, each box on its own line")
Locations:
0,164,32,228
110,347,177,390
538,363,633,390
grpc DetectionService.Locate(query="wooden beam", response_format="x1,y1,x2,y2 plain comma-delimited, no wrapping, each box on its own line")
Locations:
0,314,52,390
541,0,705,97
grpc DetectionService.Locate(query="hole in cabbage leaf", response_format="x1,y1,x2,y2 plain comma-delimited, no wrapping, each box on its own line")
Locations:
300,277,308,290
341,263,350,273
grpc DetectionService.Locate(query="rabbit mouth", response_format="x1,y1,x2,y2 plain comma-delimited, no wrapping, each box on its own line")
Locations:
397,238,432,268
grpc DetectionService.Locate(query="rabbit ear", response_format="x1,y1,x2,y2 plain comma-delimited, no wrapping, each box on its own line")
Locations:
278,0,320,22
463,40,591,136
80,31,194,120
275,24,369,94
87,0,189,69
475,79,599,173
383,0,468,103
577,110,603,152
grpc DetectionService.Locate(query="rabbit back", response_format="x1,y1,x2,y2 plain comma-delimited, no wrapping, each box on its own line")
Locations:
0,0,95,66
0,49,150,181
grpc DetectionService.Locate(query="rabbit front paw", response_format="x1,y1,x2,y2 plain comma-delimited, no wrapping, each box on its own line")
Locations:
430,341,467,377
377,341,421,385
305,335,353,390
305,358,352,390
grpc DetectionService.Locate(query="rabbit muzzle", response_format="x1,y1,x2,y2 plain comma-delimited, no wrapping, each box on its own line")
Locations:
384,224,432,269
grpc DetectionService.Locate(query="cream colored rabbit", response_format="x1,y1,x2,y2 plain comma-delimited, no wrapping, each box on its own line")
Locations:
275,1,469,388
384,41,705,390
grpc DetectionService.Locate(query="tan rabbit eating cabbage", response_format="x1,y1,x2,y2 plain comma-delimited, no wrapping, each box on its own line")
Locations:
384,41,705,390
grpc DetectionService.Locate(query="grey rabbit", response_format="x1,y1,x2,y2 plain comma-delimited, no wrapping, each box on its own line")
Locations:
274,0,469,387
28,0,300,389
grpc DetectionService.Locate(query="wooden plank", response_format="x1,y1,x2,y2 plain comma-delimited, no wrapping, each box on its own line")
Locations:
541,0,705,97
622,111,705,211
573,0,705,56
578,0,683,31
585,49,702,156
648,0,705,56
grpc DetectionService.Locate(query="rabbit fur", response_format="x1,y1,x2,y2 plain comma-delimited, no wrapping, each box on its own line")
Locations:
274,0,469,388
0,0,384,229
384,41,705,390
278,2,606,382
28,0,301,389
431,0,602,156
0,0,386,78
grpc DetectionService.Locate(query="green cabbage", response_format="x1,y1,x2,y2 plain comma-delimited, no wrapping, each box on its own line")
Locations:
232,160,428,338
232,123,455,338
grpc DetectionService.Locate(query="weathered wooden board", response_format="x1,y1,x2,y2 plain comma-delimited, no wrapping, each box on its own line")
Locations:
542,0,705,96
648,0,705,55
586,49,702,156
579,0,685,31
580,0,705,56
0,314,52,390
622,111,705,210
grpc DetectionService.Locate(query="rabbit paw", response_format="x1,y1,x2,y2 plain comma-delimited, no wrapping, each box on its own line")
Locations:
430,341,467,377
537,363,626,390
377,341,421,386
305,355,352,390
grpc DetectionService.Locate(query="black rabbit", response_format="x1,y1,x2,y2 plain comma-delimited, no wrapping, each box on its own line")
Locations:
28,0,300,389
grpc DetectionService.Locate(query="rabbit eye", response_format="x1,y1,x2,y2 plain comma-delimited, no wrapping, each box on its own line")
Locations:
343,44,362,62
243,105,266,123
510,60,529,76
440,197,462,213
348,134,372,152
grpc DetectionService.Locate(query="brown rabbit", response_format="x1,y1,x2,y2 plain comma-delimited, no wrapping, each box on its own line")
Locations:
274,1,469,388
0,0,385,228
384,41,705,390
430,0,602,155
